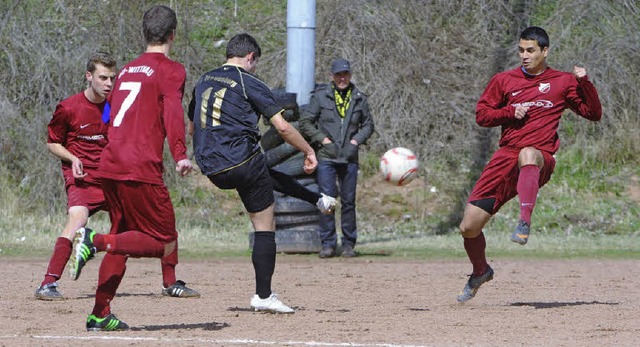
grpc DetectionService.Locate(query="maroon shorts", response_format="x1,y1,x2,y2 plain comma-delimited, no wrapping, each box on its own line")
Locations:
101,179,177,243
66,180,107,216
468,147,556,214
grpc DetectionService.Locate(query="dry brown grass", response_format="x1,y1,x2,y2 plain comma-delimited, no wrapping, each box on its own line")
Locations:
1,0,638,227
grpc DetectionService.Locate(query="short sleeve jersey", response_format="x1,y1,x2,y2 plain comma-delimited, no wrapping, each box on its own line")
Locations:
475,67,601,154
98,52,188,184
189,64,283,176
47,92,108,185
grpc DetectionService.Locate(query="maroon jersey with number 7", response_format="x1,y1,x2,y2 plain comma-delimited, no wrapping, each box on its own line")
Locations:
98,52,188,184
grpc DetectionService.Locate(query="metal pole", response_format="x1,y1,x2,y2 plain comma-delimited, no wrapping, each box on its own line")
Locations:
286,0,316,106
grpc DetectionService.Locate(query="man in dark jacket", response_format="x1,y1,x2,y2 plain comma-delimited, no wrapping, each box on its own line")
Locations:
299,58,375,258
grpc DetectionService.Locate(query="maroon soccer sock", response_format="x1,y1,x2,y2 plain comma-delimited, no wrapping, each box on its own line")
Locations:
93,233,108,252
93,253,127,318
97,231,165,258
252,232,276,299
41,237,73,286
161,240,178,288
463,232,488,277
517,164,541,224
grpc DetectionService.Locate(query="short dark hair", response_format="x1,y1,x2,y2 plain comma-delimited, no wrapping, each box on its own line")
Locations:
142,5,177,45
520,26,549,49
226,33,261,59
86,51,116,73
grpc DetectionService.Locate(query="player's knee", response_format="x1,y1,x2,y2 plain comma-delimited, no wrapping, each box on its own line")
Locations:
459,222,481,238
519,147,542,166
164,241,176,257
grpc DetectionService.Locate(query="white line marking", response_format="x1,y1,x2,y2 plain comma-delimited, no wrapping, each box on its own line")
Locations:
0,335,434,347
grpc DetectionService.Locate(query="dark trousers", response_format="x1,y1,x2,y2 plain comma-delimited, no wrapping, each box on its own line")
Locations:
316,161,358,248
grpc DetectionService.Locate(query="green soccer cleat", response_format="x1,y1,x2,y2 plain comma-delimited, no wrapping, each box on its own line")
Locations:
86,313,129,331
70,227,97,281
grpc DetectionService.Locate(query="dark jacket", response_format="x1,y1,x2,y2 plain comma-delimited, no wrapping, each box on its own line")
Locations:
299,83,374,163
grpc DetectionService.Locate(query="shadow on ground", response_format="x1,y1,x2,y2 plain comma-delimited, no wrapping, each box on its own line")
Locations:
509,301,619,309
131,322,229,331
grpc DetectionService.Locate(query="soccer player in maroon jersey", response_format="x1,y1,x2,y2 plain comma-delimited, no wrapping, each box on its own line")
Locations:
189,33,318,313
456,26,602,302
35,52,116,300
70,5,194,331
37,52,198,302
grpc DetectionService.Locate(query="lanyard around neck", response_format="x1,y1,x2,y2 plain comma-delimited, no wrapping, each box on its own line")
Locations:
334,87,352,118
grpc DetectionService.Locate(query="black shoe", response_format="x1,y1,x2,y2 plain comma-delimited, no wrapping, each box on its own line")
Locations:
456,266,494,303
341,244,356,258
318,247,335,258
86,313,129,331
34,282,64,301
162,280,201,298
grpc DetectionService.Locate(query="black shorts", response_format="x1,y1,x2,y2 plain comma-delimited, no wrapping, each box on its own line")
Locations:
207,153,274,213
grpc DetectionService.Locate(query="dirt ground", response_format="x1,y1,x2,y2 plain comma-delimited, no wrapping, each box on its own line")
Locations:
0,256,638,347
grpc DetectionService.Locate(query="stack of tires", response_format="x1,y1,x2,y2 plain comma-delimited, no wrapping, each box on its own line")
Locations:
250,90,322,253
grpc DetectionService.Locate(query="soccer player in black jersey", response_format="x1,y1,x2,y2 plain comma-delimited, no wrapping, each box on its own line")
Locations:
188,33,318,313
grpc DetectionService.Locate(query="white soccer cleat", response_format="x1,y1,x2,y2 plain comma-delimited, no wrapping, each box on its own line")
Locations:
250,294,295,314
316,193,337,214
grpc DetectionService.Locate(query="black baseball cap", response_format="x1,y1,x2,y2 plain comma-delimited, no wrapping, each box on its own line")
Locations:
331,58,351,74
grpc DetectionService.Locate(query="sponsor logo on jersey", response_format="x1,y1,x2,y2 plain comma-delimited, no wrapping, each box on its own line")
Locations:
511,90,524,96
512,100,553,108
203,75,238,88
538,83,550,93
78,135,105,141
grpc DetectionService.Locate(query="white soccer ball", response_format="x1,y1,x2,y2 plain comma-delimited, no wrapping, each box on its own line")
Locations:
379,147,419,186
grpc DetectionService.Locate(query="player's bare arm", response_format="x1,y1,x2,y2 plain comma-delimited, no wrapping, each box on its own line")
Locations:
270,112,317,174
47,143,87,179
187,120,194,136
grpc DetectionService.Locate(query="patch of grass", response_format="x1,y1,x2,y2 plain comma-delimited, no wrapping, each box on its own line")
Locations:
356,231,640,260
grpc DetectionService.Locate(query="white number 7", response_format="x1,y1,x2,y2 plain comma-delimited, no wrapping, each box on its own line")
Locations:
112,82,141,127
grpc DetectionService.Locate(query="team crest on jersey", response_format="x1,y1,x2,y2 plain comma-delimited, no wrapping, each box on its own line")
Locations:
538,83,550,93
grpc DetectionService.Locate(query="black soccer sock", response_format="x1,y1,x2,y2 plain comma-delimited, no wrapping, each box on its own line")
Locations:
252,231,276,299
269,168,319,204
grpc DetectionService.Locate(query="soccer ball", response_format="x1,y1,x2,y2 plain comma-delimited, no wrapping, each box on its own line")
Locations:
379,147,419,186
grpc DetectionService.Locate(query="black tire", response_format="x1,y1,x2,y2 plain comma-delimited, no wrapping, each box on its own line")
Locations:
296,177,317,187
276,225,319,235
271,89,298,110
260,126,284,151
275,213,320,228
260,120,304,151
271,152,306,178
256,96,322,253
264,142,298,167
274,195,317,213
249,227,321,253
282,108,299,122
